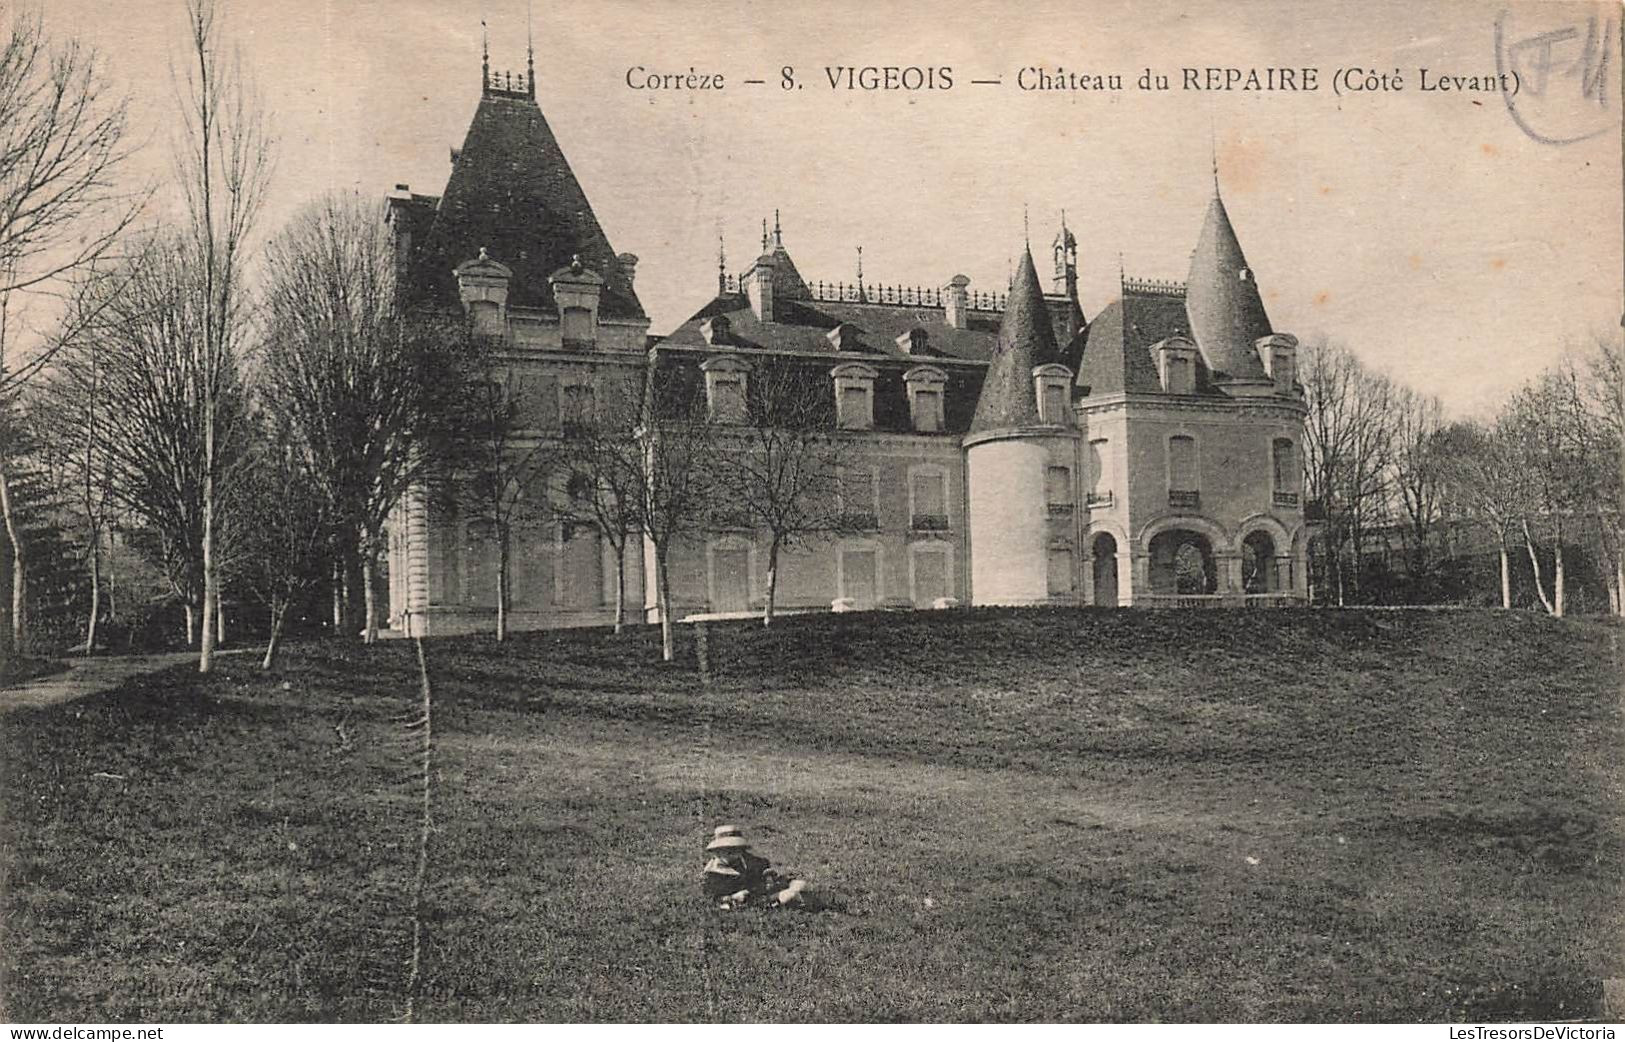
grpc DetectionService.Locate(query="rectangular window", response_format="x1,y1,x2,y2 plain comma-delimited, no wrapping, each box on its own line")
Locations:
912,388,943,432
518,375,559,430
910,470,948,531
838,386,873,430
912,549,948,607
840,465,878,530
1088,438,1111,506
1046,465,1073,514
464,520,497,608
1042,383,1067,424
562,384,595,434
560,521,603,608
712,548,751,613
1166,355,1194,395
561,306,592,344
710,377,746,423
840,549,878,609
1168,436,1197,492
1047,547,1075,595
1272,438,1300,507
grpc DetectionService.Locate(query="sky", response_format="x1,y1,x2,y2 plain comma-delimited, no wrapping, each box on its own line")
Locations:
32,0,1625,418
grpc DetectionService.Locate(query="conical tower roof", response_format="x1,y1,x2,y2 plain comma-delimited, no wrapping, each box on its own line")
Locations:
414,85,644,319
970,247,1063,434
1184,191,1270,381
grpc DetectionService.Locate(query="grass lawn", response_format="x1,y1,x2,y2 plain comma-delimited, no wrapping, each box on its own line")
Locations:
1,608,1620,1022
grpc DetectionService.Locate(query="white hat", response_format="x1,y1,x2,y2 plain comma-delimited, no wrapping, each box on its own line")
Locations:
706,834,750,851
712,824,743,839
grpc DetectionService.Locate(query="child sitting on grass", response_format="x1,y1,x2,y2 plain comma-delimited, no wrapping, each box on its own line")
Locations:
703,824,806,910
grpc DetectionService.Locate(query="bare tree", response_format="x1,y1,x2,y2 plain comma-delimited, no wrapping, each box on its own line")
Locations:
1504,367,1593,617
0,15,142,673
591,363,716,662
461,363,558,641
54,234,253,647
260,192,482,644
1579,333,1624,612
173,0,273,672
1300,338,1397,603
560,378,644,636
1388,387,1447,581
238,413,329,670
1434,419,1525,609
710,355,848,626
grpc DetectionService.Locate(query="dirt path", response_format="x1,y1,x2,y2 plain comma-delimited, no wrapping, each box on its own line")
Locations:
0,650,240,715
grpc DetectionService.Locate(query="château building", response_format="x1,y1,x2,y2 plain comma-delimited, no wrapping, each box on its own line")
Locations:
383,51,1309,636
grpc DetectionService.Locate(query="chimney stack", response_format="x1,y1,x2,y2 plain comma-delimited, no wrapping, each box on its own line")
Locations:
944,274,971,330
746,253,777,323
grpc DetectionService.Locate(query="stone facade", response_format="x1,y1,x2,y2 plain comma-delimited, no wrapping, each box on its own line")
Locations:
383,66,1309,635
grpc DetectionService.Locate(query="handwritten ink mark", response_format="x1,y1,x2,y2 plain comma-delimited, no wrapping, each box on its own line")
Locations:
1495,6,1615,145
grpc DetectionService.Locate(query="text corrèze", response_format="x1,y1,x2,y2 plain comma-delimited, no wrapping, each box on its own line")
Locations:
623,65,1518,96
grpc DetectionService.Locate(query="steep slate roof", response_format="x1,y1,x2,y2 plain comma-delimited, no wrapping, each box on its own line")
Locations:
663,292,1003,362
1184,191,1271,381
410,87,644,319
969,248,1064,434
1076,285,1222,396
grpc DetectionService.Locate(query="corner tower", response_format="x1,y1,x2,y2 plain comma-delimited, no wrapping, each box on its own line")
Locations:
965,247,1083,605
1184,187,1272,386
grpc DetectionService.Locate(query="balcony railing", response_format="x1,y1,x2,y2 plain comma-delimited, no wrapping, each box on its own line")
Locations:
1168,489,1200,509
1047,502,1074,516
1086,491,1114,508
910,513,949,532
1273,490,1300,507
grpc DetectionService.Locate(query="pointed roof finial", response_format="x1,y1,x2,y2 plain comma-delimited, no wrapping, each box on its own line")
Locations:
760,218,768,252
856,244,864,285
1209,118,1220,192
526,0,536,97
1023,203,1030,245
481,19,490,90
773,209,782,248
717,227,727,293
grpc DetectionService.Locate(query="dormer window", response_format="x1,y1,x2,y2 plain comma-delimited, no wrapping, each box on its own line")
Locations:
831,362,877,430
1033,364,1073,425
1257,334,1299,396
1154,337,1198,395
903,365,947,433
827,323,867,353
701,356,751,424
701,315,732,346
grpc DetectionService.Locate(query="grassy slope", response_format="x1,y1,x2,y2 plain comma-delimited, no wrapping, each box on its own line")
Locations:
1,609,1620,1022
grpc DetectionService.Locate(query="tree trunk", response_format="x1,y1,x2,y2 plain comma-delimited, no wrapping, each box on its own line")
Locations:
611,542,626,635
1522,518,1555,615
185,601,198,646
1,460,25,656
1498,540,1511,610
657,548,675,663
331,563,342,630
495,523,509,642
762,538,780,627
199,409,216,674
216,591,226,647
1552,514,1565,618
106,525,118,621
362,552,378,645
261,601,286,671
85,531,101,655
